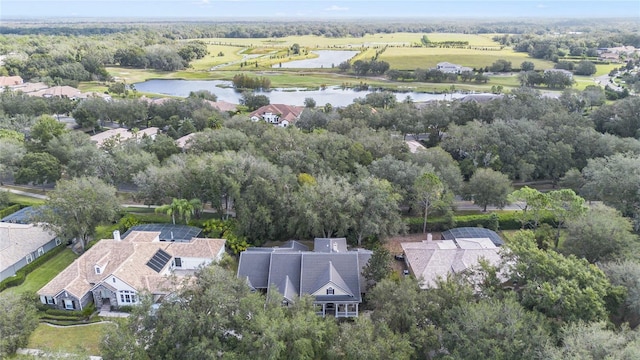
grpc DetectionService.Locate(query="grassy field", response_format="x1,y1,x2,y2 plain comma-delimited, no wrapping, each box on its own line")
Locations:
379,47,555,70
27,322,115,357
199,32,501,48
6,193,46,206
3,249,78,296
88,31,609,95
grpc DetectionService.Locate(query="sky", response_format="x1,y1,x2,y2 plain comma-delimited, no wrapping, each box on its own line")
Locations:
1,0,639,19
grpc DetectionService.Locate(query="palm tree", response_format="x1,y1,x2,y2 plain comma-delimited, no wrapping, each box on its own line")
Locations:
155,198,202,225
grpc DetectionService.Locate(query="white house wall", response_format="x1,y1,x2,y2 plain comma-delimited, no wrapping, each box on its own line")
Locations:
175,257,213,270
311,281,351,297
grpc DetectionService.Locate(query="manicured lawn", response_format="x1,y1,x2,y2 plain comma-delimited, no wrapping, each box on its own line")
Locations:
27,322,115,357
3,248,78,296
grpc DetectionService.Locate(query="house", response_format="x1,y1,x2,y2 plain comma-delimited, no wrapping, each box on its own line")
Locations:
90,127,159,148
237,238,372,318
0,76,23,87
401,228,503,289
176,133,196,150
249,104,305,127
7,82,49,94
436,62,473,74
38,229,226,311
1,207,62,282
27,85,82,99
544,68,574,79
204,99,239,114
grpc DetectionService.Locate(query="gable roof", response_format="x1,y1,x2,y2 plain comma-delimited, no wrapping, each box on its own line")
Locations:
38,231,225,299
90,127,159,147
238,239,371,304
401,239,501,289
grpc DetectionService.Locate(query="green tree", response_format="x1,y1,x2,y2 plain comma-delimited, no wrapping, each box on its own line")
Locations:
546,189,587,248
292,175,361,238
520,61,535,71
352,177,403,246
541,322,640,359
508,186,549,229
240,92,270,111
28,115,67,150
362,246,392,285
441,296,552,360
329,317,413,360
502,230,620,324
562,203,638,263
464,168,512,212
574,60,597,76
0,293,39,358
15,152,61,189
413,172,445,233
0,138,26,181
36,176,120,252
155,198,201,225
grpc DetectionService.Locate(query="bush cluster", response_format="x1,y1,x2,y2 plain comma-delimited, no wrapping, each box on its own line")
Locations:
404,212,555,233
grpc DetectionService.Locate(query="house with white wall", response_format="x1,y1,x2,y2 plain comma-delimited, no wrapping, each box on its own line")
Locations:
1,207,62,282
38,229,225,311
249,104,304,128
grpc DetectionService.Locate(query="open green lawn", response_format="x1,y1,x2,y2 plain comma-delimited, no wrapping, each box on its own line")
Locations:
6,193,45,207
379,47,555,70
27,322,115,357
3,249,77,296
199,32,501,49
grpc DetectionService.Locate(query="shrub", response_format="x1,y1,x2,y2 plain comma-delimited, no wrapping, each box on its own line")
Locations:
0,204,22,219
403,212,555,233
0,243,67,291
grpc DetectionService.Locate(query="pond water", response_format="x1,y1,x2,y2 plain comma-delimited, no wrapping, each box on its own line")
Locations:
134,79,466,107
273,50,359,69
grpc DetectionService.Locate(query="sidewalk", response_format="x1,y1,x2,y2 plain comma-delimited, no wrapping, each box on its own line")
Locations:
0,186,49,200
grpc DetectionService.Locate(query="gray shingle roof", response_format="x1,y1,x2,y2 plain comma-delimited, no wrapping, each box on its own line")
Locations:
301,253,361,301
237,239,372,304
237,252,272,288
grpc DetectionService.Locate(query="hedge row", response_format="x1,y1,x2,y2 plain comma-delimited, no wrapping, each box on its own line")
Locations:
0,243,67,291
0,203,22,219
404,212,556,233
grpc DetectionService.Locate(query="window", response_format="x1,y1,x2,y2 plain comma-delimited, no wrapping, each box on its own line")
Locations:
46,296,55,305
55,238,62,246
37,247,44,257
26,254,33,264
64,300,75,310
119,290,137,304
174,257,182,268
326,287,334,295
95,266,101,274
112,277,116,283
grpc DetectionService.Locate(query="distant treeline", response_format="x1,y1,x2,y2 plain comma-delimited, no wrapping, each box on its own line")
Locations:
1,18,638,39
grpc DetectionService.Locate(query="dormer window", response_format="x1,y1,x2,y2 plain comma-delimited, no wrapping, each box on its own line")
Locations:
326,287,334,295
174,257,182,268
95,266,101,274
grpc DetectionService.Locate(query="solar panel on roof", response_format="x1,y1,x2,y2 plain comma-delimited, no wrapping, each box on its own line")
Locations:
146,249,172,273
122,224,202,242
441,227,504,246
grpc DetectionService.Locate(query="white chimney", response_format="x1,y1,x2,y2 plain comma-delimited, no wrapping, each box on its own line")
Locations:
113,230,121,241
427,233,433,242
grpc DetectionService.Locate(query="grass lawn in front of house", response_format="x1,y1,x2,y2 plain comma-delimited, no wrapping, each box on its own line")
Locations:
3,248,78,296
27,322,115,357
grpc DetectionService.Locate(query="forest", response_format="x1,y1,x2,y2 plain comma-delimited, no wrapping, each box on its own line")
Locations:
1,18,640,359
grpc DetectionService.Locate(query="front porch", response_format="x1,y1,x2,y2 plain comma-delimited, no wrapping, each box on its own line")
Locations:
315,302,359,318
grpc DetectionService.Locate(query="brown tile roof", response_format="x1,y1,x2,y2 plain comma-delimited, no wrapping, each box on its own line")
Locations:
249,104,305,123
401,239,501,289
28,85,82,99
205,100,239,113
38,231,225,298
0,76,23,87
9,82,49,93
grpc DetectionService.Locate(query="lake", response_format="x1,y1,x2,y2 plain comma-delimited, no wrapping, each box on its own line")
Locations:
133,79,466,107
273,50,359,69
